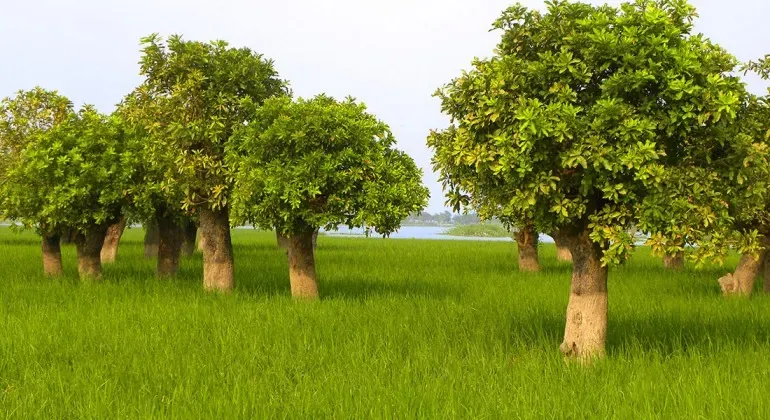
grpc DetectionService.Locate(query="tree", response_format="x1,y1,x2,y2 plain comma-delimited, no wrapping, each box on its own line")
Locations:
707,58,770,296
0,104,129,279
0,88,73,276
513,223,539,272
427,0,753,359
124,34,288,290
228,95,429,299
116,97,196,278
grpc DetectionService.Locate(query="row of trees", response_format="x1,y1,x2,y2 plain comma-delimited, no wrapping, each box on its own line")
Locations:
0,35,429,299
428,0,770,360
403,211,485,226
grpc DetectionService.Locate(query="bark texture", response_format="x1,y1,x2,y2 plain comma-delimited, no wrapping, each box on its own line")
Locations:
157,212,184,278
101,217,127,264
718,251,766,297
287,230,319,300
144,218,160,258
555,228,608,361
181,221,197,257
663,251,684,271
42,232,63,277
75,225,109,280
514,225,540,272
198,229,207,252
552,233,572,262
199,207,234,292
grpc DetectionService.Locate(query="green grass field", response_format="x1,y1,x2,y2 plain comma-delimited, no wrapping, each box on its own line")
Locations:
2,226,770,418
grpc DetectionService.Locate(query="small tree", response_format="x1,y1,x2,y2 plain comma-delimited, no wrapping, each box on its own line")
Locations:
428,0,752,359
0,88,73,276
0,105,129,279
228,95,429,299
126,34,288,290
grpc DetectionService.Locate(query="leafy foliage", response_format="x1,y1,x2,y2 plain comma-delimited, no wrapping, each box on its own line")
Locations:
0,103,129,234
427,0,758,264
0,88,73,182
227,95,429,236
123,34,289,214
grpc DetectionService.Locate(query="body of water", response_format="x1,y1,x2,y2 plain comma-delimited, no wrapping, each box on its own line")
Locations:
321,225,555,243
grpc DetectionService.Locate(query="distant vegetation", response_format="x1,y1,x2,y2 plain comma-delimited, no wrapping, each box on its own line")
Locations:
403,211,496,226
443,223,509,238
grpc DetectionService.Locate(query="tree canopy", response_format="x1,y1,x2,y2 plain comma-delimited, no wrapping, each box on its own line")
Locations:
428,0,754,265
124,34,289,213
228,94,429,236
0,105,128,235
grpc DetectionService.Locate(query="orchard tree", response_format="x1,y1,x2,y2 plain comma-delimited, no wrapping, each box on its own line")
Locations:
0,105,129,279
117,96,195,278
228,95,429,299
706,58,770,296
125,34,288,291
0,88,74,276
428,0,754,359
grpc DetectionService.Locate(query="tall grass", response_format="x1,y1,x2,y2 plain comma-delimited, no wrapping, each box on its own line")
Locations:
1,226,768,418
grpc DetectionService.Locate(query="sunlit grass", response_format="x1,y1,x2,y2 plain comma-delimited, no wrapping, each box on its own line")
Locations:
1,226,768,418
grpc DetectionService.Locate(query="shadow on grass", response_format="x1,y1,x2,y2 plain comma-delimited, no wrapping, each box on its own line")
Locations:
507,309,770,357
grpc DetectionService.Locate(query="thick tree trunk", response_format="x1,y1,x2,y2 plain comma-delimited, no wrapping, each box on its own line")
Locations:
287,229,319,300
181,221,197,257
42,232,63,277
555,228,608,361
101,216,127,264
718,251,766,297
312,229,319,251
663,251,684,271
157,212,184,278
552,233,572,262
144,218,159,258
199,207,234,292
514,225,539,272
75,224,109,280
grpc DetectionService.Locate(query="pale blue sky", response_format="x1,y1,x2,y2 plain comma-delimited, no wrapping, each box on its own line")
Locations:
1,0,768,212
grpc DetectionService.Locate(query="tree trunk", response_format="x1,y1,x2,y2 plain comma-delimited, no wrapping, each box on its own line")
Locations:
181,221,197,257
75,224,109,280
312,229,319,251
157,212,184,278
718,251,766,297
287,229,319,300
663,251,684,271
42,232,63,277
101,216,127,264
198,229,206,252
555,228,608,361
514,225,539,272
144,218,159,258
552,233,572,262
199,207,234,292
